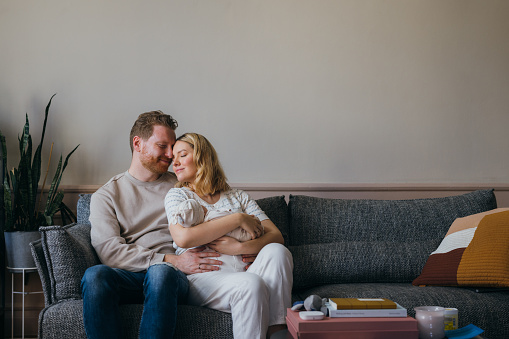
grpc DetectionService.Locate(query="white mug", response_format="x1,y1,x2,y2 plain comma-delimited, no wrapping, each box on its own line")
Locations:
414,306,446,339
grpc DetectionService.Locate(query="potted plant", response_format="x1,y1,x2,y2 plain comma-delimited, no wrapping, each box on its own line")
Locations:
0,94,79,268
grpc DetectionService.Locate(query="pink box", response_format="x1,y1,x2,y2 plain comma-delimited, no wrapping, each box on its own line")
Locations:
286,309,418,339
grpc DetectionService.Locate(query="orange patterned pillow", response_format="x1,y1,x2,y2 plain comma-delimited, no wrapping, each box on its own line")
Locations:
413,208,509,287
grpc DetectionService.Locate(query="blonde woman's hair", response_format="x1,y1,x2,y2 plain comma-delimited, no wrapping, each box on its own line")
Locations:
175,133,230,196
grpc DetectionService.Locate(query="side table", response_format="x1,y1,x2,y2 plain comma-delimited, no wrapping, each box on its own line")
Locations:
7,267,43,339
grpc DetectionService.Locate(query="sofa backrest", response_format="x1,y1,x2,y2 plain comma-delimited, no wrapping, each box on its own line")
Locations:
33,193,289,305
77,193,92,225
288,189,497,289
76,193,290,241
34,189,497,298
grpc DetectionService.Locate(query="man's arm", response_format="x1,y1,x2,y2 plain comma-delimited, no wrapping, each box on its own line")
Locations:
90,191,167,272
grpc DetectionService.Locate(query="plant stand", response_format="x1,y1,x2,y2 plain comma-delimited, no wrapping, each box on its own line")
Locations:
7,267,43,339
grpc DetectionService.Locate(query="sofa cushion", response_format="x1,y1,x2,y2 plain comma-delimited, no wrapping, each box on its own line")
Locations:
255,195,289,245
413,208,509,287
289,190,497,245
39,300,234,339
288,190,497,288
290,240,436,289
40,223,99,302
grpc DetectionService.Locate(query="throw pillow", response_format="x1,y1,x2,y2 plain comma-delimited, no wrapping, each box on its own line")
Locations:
40,223,100,301
412,208,509,287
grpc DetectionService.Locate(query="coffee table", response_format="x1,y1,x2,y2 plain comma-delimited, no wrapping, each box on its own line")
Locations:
285,309,418,338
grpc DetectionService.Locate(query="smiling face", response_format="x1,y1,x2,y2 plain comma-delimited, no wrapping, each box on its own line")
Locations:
137,125,177,175
172,140,198,184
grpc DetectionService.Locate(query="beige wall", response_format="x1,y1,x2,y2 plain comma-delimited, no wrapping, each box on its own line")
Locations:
1,0,509,187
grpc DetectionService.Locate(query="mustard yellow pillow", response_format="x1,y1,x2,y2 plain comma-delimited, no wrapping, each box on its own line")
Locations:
413,208,509,287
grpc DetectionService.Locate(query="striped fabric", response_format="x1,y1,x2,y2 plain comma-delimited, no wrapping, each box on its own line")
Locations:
413,208,509,287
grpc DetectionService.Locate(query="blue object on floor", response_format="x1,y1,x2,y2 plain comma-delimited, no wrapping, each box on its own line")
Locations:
445,324,484,339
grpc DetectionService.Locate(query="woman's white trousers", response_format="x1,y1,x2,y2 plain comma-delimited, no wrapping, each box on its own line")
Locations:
186,243,294,339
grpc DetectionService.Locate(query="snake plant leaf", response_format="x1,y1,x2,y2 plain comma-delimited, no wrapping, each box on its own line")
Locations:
40,94,54,147
62,144,79,173
3,175,13,229
44,190,64,225
46,155,63,212
17,128,37,231
58,201,77,226
32,94,54,209
10,168,21,229
17,116,29,155
0,132,8,230
1,94,78,231
10,168,17,196
0,132,8,180
46,144,79,205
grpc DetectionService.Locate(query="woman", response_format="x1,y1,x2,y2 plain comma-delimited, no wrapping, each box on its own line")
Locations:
164,133,293,339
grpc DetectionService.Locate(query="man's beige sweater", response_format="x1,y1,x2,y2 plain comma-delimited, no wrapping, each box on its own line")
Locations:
90,171,177,272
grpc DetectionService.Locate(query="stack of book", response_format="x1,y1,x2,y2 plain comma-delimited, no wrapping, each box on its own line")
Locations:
327,298,408,318
286,298,418,339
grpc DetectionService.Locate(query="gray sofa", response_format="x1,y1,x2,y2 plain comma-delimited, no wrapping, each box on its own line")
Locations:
31,189,509,338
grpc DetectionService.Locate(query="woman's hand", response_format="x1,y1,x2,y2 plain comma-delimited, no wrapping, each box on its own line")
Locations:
238,214,263,240
207,236,242,256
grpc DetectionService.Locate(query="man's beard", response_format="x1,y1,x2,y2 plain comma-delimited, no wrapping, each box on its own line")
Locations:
140,150,171,175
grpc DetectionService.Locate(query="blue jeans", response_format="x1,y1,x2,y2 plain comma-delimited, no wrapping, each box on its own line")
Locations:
81,263,189,339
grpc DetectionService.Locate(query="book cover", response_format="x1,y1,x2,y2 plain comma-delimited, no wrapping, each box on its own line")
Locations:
329,298,397,309
327,303,408,318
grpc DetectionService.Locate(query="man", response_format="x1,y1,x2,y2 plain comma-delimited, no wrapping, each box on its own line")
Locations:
81,111,226,339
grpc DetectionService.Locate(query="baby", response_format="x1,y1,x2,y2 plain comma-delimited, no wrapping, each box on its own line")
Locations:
170,198,263,273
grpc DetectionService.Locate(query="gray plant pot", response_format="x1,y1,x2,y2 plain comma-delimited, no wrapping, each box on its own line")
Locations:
4,231,41,269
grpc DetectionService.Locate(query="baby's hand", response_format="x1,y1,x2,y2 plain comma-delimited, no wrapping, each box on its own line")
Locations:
239,214,263,240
